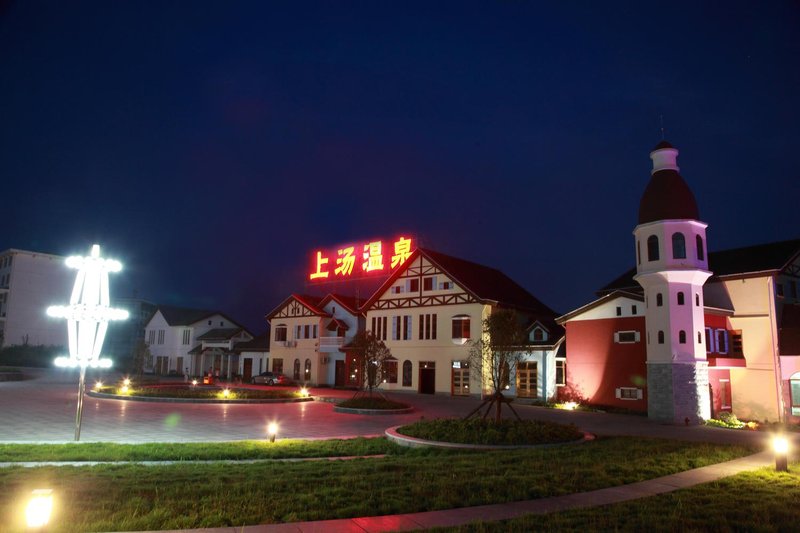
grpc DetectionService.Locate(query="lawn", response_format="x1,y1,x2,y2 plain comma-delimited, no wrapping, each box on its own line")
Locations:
441,461,800,532
0,437,754,532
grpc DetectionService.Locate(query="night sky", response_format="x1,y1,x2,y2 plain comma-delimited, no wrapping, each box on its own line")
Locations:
2,2,798,333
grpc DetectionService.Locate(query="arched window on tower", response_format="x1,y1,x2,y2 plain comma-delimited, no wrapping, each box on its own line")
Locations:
677,292,685,305
679,330,687,344
637,241,641,265
696,235,705,261
672,232,686,259
696,294,700,307
647,235,660,261
656,293,663,307
658,331,665,344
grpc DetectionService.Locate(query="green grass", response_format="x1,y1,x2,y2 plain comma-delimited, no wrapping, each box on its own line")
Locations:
398,418,583,445
438,461,800,532
337,397,410,409
0,437,754,532
0,437,392,462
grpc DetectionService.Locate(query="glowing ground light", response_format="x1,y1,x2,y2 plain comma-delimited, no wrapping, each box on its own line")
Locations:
773,435,790,472
25,489,53,528
267,422,278,442
48,245,128,369
123,378,131,387
299,387,309,397
94,381,103,390
222,388,231,398
192,379,198,386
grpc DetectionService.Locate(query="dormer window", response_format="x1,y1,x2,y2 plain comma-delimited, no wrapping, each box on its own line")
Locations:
532,328,545,342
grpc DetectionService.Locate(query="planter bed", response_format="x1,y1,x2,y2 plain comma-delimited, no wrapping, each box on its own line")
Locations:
88,385,312,404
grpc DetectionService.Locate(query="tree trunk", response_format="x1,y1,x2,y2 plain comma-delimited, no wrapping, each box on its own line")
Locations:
494,392,503,423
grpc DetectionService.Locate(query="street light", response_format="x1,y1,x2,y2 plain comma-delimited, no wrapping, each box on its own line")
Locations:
25,489,53,529
47,244,128,441
773,435,789,472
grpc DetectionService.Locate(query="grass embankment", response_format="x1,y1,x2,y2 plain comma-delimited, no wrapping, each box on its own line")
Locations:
441,461,800,532
0,437,389,462
0,437,753,532
95,385,302,400
399,418,582,445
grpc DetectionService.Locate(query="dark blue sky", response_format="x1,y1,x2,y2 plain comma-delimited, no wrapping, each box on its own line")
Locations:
2,2,798,332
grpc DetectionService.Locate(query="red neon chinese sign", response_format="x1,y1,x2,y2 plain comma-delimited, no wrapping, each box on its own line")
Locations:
309,236,414,281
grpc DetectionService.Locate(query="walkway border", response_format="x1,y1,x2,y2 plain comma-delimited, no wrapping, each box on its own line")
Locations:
385,425,594,450
129,450,773,533
86,390,314,404
334,406,415,415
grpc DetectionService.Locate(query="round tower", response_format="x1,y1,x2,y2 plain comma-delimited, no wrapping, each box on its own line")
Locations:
633,141,711,424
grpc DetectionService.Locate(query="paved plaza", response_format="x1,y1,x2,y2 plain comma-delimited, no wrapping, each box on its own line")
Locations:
0,368,786,448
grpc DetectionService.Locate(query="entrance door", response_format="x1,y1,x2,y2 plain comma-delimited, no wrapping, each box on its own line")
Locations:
419,361,436,394
335,360,345,387
243,358,253,381
516,361,538,398
155,356,169,375
451,362,470,396
176,357,184,375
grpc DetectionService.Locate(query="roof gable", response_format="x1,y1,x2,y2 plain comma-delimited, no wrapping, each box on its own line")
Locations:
557,291,644,324
318,293,362,316
266,294,329,320
151,305,239,327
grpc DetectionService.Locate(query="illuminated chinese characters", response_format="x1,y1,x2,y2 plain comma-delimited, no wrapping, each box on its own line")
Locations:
310,237,413,281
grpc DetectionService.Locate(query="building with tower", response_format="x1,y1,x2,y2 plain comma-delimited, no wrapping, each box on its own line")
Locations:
558,141,800,424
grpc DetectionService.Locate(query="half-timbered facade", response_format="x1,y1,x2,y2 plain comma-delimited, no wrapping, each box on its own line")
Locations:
265,293,363,385
360,248,563,398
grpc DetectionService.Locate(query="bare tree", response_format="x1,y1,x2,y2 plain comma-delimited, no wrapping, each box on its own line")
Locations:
130,339,152,379
348,330,393,398
465,309,532,422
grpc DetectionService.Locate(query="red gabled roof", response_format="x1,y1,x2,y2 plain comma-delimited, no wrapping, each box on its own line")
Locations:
318,293,362,316
362,248,558,317
265,294,329,320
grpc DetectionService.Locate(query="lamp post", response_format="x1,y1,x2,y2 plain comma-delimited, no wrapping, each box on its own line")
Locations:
47,244,128,441
773,435,789,472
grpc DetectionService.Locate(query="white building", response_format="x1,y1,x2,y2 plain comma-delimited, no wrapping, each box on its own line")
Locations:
0,249,74,348
144,305,252,378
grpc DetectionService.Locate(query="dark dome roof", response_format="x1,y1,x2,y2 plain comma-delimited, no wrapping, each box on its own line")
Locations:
638,168,700,224
652,140,674,150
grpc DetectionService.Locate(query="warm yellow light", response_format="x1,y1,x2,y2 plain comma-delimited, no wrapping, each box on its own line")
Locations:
773,436,789,455
25,489,53,528
120,385,129,394
123,378,131,387
299,387,309,397
94,381,103,390
564,401,578,411
222,388,230,398
268,422,278,435
191,379,198,386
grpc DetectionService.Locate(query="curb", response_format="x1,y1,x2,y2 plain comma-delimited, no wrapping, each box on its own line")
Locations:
385,425,595,450
333,406,415,415
86,390,314,405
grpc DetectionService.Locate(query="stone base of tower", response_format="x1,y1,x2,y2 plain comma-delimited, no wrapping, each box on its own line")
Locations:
646,361,710,424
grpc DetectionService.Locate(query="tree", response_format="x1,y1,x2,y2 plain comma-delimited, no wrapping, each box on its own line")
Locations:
130,339,152,378
347,330,393,398
465,309,532,422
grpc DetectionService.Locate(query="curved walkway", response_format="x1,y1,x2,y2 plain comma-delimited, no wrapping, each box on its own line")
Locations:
132,450,774,532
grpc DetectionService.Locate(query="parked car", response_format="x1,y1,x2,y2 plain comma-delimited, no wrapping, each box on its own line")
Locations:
251,371,289,385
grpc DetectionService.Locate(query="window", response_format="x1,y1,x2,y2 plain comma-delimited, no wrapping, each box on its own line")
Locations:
672,232,686,259
403,315,411,340
439,281,453,290
656,293,663,307
556,360,566,386
637,241,641,265
423,276,437,291
304,325,310,338
371,316,388,341
274,325,287,342
719,379,732,409
777,283,784,298
705,327,713,352
791,377,800,416
392,316,401,341
304,359,311,379
419,313,437,340
402,360,412,386
731,330,743,355
220,321,224,326
647,235,659,261
677,292,685,305
157,330,165,344
631,305,637,315
273,358,283,373
698,331,702,344
532,328,544,341
791,281,798,299
658,331,664,344
408,278,419,292
293,359,301,380
391,286,404,294
182,330,190,345
679,330,686,344
295,325,301,339
615,331,640,343
616,306,622,317
616,387,642,400
313,325,318,339
208,320,212,325
451,315,470,342
696,235,705,261
716,329,729,354
696,293,700,307
147,330,155,345
383,359,398,384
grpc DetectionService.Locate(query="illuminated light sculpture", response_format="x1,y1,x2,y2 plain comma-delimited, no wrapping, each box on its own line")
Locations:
47,244,128,441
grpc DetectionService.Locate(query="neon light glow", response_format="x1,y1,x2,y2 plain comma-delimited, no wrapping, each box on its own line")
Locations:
309,236,414,281
49,245,128,369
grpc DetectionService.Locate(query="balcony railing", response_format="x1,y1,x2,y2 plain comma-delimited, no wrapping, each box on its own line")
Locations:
319,336,344,352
